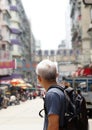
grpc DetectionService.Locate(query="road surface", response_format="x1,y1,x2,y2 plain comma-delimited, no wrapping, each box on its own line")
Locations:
0,97,44,130
0,97,91,130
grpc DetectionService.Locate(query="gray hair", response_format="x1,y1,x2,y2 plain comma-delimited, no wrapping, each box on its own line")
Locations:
36,59,58,82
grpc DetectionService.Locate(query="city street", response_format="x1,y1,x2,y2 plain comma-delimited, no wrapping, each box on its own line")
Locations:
0,97,44,130
0,97,91,130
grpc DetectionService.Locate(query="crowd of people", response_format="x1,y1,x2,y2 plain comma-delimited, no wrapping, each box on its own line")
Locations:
0,86,44,110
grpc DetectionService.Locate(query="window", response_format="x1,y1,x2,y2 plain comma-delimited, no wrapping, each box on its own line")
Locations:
2,44,6,50
8,0,11,4
90,8,92,21
3,12,10,24
89,85,92,91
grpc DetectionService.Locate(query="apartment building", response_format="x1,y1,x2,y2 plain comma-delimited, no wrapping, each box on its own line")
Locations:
70,0,92,64
0,0,13,76
16,0,32,81
0,0,34,83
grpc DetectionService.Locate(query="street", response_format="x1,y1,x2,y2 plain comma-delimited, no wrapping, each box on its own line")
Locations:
0,97,91,130
0,97,44,130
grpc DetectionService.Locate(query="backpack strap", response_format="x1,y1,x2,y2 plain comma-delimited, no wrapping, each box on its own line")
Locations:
47,85,76,115
47,85,73,104
44,85,65,115
47,84,65,92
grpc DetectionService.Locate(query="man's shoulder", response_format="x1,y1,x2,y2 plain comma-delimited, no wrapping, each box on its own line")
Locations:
47,85,64,93
47,85,65,98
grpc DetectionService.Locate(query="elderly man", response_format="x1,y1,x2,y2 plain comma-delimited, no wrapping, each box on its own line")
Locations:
36,59,65,130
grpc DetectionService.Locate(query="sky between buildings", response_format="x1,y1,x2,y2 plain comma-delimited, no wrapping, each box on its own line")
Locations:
21,0,69,50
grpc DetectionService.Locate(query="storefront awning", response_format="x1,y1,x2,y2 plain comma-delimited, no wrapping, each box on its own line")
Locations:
0,74,24,84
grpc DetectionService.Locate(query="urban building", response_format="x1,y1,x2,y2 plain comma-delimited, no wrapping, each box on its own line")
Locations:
35,49,78,77
10,0,23,77
0,0,35,83
35,40,41,51
30,31,36,84
70,0,92,64
17,0,31,81
65,1,72,49
58,40,67,49
0,0,13,77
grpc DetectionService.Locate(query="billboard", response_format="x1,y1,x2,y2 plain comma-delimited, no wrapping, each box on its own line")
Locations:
0,60,15,69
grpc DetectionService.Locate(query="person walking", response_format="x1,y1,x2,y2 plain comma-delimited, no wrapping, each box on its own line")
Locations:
36,59,65,130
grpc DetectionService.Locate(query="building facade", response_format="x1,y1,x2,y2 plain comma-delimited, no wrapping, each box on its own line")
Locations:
0,0,35,83
0,0,13,76
70,0,92,64
35,49,78,77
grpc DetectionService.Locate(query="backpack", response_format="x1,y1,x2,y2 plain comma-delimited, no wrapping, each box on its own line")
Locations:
39,85,88,130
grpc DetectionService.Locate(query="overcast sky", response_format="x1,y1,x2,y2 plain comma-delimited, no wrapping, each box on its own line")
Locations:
21,0,69,50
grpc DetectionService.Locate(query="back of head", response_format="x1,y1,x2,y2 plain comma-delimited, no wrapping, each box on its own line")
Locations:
36,59,58,82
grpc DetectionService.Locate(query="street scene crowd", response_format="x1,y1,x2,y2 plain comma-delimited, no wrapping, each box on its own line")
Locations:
0,83,45,110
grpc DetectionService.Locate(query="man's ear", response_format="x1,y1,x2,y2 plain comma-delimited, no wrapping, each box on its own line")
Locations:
38,75,42,82
56,73,59,77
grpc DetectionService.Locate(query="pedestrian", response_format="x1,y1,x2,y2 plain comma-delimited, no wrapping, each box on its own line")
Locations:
36,59,65,130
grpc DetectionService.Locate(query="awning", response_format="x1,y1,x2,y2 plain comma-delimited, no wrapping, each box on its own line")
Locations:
0,74,24,84
10,79,25,86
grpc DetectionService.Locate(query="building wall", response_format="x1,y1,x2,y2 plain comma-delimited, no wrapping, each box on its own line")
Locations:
70,0,92,64
65,0,72,49
0,0,35,82
0,0,12,75
81,2,91,64
58,63,77,77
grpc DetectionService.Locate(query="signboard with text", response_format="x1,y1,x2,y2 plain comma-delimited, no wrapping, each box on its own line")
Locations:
0,60,15,69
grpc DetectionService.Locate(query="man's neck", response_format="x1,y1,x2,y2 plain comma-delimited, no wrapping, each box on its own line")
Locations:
45,81,57,91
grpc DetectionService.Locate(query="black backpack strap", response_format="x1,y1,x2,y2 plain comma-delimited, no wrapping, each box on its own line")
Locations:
43,85,65,116
47,85,65,92
47,85,74,105
48,85,77,115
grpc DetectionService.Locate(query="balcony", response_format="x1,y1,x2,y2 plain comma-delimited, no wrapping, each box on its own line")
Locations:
72,31,78,42
10,17,20,23
2,36,10,43
11,39,20,45
10,28,21,34
11,46,22,57
10,5,18,11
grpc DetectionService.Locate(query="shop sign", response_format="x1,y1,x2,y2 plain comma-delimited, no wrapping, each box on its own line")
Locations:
0,60,15,69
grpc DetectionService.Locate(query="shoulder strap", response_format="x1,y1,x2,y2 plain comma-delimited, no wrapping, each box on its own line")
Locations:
48,85,77,113
44,85,65,115
47,85,65,92
47,85,72,104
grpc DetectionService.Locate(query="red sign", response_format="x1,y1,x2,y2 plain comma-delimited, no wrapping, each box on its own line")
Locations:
0,60,15,69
